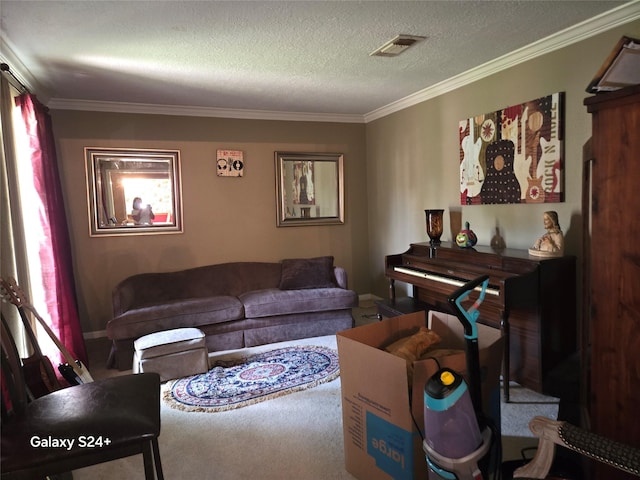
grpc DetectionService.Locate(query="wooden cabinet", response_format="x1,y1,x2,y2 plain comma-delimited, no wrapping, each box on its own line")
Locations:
584,85,640,479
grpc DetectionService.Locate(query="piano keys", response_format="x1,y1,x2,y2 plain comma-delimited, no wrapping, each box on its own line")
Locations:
392,266,502,296
385,242,576,401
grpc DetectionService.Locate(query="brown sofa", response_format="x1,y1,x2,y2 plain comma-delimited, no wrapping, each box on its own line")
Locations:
106,256,358,370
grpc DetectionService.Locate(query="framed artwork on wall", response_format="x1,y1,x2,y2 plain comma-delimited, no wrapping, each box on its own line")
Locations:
459,92,564,205
216,149,244,177
275,152,344,227
85,147,183,236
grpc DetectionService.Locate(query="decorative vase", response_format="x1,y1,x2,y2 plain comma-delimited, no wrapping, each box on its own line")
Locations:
425,209,444,246
456,221,477,248
490,227,506,252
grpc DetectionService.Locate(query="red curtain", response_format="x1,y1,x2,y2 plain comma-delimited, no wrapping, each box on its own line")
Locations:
15,94,88,366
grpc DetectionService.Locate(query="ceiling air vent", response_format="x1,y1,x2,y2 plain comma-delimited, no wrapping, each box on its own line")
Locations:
370,34,427,57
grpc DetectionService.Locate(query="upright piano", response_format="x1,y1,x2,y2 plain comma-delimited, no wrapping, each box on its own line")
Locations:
385,242,576,401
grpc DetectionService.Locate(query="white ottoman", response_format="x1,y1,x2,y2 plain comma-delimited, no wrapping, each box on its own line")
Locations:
133,328,209,382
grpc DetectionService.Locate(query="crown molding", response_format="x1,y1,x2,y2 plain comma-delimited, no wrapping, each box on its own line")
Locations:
364,0,640,123
46,98,366,123
41,0,640,124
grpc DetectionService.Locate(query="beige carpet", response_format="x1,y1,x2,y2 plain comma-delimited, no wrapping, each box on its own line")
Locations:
73,332,556,479
74,335,355,480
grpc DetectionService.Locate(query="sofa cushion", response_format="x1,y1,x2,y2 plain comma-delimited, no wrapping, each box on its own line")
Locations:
112,262,284,316
279,256,336,290
107,296,244,340
240,287,358,318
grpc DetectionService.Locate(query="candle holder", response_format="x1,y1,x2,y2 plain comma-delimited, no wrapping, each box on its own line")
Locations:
425,209,444,246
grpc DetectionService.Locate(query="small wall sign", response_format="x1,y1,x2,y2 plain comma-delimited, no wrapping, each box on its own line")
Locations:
216,150,244,177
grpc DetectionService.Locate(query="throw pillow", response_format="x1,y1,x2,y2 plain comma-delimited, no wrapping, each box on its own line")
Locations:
279,256,336,290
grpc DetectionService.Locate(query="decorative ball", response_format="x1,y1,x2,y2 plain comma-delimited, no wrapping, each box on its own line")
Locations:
456,222,477,248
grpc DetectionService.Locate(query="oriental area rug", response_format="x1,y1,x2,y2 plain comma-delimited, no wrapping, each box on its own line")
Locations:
163,345,340,412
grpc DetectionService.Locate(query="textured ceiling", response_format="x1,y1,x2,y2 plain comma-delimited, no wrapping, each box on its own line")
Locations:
1,1,637,121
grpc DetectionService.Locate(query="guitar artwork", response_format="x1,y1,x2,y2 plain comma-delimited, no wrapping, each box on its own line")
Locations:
525,109,545,203
524,93,562,203
480,110,521,204
459,117,485,201
0,277,93,386
538,94,563,202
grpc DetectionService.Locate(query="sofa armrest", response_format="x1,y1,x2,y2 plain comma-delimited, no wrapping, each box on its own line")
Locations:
112,277,137,317
112,273,165,316
334,267,348,289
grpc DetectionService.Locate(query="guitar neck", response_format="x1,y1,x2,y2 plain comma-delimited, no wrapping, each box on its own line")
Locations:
16,306,48,362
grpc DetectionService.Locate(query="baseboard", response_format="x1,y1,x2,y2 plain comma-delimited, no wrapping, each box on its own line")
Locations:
83,329,107,340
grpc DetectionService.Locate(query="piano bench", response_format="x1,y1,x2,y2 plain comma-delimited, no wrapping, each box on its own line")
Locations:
375,297,429,318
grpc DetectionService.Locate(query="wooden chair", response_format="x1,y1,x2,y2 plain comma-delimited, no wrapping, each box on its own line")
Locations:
1,316,164,480
513,416,640,479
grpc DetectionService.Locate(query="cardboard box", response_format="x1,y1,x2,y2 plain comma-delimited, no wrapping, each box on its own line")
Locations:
337,310,503,480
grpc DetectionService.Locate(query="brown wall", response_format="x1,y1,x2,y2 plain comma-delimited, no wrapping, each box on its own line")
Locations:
364,20,640,298
51,112,368,334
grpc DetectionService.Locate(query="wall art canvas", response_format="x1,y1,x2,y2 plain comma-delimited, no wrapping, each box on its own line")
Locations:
217,149,244,177
459,92,564,205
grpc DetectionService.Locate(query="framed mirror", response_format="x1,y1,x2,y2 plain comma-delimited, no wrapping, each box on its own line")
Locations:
85,147,183,236
275,151,344,227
